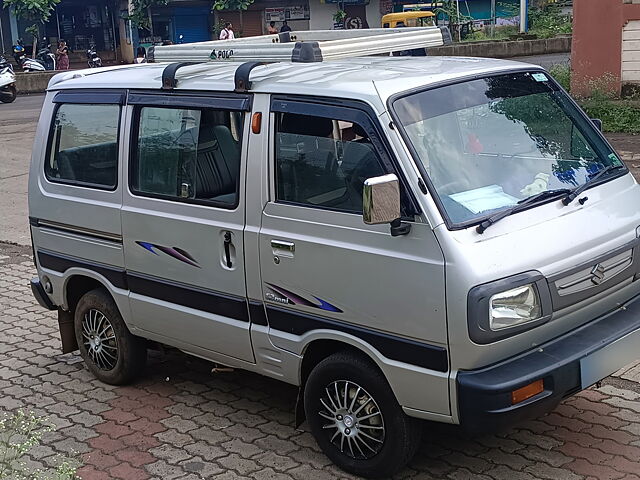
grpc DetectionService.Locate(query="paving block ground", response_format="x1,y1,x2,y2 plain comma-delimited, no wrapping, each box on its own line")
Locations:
0,243,639,479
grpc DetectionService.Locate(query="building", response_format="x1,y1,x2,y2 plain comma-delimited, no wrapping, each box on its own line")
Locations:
1,0,127,64
572,0,640,96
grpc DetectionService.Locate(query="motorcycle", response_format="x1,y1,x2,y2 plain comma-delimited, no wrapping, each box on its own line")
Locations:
86,47,102,68
0,56,17,103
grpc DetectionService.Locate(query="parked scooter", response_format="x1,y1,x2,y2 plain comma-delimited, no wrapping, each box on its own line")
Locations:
12,40,27,67
12,38,56,72
86,47,102,68
0,56,17,103
35,39,56,70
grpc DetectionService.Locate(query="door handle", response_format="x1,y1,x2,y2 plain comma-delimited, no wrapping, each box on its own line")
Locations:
223,231,233,268
271,240,295,253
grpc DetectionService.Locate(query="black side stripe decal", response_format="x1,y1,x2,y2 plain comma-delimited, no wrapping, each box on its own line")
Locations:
127,272,249,322
266,305,449,372
38,250,248,322
248,300,268,326
37,250,448,372
38,250,128,290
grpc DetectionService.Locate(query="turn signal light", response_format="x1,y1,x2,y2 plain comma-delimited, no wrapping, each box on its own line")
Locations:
511,379,544,405
252,112,262,134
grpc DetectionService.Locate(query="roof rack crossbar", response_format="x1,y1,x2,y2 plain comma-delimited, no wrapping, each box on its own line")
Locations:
234,61,266,92
162,62,200,90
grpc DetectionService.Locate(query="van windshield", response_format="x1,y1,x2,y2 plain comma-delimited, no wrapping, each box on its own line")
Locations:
392,71,624,227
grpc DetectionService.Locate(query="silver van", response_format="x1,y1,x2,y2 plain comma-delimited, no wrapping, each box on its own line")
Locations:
29,55,640,478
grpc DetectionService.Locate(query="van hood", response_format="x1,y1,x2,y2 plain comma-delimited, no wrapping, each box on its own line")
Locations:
437,173,640,370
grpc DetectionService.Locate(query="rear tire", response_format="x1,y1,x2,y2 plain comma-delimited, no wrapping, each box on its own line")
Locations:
0,86,16,103
74,288,146,385
304,351,422,478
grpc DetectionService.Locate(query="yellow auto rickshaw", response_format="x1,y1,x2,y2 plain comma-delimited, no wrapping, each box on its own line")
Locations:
381,11,436,28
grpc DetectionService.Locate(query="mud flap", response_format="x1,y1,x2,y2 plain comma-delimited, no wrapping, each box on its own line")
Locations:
58,309,78,354
294,385,306,430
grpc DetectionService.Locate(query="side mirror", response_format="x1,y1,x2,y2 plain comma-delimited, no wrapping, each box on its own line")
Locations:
363,174,411,236
591,118,603,131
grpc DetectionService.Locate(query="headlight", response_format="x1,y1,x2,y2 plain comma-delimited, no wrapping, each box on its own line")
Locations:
467,271,552,344
489,284,542,330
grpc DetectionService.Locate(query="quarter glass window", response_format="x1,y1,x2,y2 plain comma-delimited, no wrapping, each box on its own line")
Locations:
46,104,120,188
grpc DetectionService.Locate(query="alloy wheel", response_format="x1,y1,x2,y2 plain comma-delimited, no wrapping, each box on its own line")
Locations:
317,380,385,459
81,308,118,371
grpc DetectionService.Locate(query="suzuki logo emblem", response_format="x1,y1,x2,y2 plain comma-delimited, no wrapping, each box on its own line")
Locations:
590,263,606,285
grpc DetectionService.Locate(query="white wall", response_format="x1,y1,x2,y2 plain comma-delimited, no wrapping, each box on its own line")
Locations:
622,20,640,83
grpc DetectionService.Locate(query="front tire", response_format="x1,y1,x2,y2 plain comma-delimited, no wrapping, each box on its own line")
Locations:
304,351,422,478
0,86,17,103
74,288,146,385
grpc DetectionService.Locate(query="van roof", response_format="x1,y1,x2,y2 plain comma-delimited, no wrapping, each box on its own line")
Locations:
48,56,539,104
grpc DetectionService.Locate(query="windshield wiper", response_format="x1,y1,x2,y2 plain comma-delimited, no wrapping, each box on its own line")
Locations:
476,189,571,234
562,164,625,206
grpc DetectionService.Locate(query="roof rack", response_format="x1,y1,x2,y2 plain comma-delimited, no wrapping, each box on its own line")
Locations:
149,27,451,64
155,27,451,92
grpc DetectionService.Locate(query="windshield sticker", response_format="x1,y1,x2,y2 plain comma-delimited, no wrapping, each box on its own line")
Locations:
532,73,548,82
449,185,518,215
608,153,622,166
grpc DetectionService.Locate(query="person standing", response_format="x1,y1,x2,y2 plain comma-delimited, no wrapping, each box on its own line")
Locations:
219,23,235,40
280,21,292,33
267,21,278,34
57,40,70,70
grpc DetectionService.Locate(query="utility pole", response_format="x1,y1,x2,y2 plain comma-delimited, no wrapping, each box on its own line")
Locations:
490,0,496,36
520,0,528,34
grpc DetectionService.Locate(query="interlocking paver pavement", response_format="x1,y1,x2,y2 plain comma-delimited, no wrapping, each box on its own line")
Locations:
0,243,639,479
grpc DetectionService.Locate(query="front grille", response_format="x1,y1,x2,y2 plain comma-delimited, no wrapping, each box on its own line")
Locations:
547,239,639,311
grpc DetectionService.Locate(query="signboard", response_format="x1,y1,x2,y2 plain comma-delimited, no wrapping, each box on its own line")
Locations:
265,5,309,21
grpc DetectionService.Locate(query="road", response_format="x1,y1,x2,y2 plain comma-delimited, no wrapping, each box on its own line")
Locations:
506,52,570,70
0,93,44,245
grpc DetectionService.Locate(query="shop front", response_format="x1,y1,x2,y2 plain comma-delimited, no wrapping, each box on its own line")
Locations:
142,2,213,44
42,0,120,54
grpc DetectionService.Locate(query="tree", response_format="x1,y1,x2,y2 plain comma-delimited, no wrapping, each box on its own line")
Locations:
3,0,60,55
128,0,169,38
212,0,255,36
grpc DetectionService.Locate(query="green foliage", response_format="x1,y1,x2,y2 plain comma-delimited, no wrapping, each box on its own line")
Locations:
549,66,640,133
549,64,571,91
211,0,255,12
0,410,81,480
333,9,347,24
128,0,169,30
580,97,640,134
528,3,572,38
3,0,60,40
2,0,60,23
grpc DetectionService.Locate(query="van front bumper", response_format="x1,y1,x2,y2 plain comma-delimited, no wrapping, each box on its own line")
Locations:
456,294,640,432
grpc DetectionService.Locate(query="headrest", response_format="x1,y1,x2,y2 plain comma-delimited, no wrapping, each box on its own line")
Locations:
281,113,333,138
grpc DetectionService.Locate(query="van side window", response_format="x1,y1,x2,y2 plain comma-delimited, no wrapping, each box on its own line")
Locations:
275,113,386,213
131,107,244,207
46,104,120,188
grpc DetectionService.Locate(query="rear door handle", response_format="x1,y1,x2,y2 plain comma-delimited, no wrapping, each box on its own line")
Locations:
271,240,295,253
223,231,233,268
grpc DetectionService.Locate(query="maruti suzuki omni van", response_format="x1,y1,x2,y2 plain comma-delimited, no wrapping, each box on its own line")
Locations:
28,55,640,478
